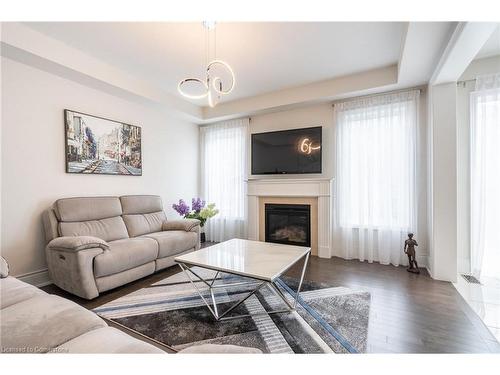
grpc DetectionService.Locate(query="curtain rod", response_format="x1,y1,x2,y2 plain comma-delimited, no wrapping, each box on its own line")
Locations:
331,85,425,107
199,116,251,127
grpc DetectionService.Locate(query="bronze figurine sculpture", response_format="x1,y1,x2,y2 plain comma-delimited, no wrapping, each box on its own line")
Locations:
404,233,420,274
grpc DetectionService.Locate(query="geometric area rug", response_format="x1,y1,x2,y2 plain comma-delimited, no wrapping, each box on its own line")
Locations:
93,267,371,353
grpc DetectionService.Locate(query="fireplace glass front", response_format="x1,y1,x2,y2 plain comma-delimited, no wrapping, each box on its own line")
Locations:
265,203,311,247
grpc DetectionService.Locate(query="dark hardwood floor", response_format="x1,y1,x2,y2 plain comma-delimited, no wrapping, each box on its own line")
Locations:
42,243,500,353
288,256,500,353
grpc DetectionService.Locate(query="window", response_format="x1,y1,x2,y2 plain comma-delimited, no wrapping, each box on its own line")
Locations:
470,73,500,280
334,90,419,265
200,118,249,242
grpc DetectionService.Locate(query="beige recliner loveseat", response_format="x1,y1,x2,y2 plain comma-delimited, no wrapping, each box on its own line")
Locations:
42,195,200,299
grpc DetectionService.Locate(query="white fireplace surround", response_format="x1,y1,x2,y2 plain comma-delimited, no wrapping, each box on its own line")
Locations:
246,178,333,258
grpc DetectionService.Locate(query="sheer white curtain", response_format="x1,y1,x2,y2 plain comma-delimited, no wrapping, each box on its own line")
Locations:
200,118,249,242
471,73,500,280
334,90,419,266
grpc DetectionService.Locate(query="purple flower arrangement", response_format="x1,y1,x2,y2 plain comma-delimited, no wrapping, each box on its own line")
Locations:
172,197,218,228
191,197,206,212
172,199,191,216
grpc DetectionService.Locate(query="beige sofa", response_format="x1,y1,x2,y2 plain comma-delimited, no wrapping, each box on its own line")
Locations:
42,195,201,299
0,257,261,354
0,274,164,353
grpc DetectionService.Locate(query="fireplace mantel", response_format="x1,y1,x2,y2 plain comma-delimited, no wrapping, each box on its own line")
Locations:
246,178,333,258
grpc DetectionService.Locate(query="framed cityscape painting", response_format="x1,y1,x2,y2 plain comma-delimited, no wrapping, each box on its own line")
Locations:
64,110,142,175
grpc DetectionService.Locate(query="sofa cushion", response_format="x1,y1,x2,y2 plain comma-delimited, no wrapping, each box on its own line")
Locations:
0,294,106,353
1,256,9,278
142,230,198,258
51,326,164,354
42,208,60,243
94,237,159,278
123,211,167,237
95,263,155,293
0,276,45,309
55,196,122,222
120,195,163,214
59,216,129,242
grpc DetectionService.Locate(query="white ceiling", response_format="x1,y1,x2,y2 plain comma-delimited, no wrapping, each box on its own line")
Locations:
25,22,405,104
476,24,500,59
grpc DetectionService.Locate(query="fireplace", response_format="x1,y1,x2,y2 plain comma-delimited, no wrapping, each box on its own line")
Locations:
265,203,311,247
248,179,332,257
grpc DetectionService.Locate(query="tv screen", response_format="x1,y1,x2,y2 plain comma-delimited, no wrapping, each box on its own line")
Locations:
251,126,322,175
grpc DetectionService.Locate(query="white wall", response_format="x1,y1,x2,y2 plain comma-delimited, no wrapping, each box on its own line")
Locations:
417,91,430,267
429,82,458,281
247,94,429,265
456,55,500,274
1,57,199,280
456,80,474,274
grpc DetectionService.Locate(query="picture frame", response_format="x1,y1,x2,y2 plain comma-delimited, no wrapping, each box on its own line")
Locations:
64,109,142,176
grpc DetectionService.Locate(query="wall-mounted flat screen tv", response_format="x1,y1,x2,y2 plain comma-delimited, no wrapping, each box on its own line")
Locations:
251,126,322,175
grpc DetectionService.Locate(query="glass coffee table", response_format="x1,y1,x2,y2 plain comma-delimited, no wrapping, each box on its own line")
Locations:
175,238,311,321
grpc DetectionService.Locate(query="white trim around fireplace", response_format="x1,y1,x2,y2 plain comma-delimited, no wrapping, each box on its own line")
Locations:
247,178,333,258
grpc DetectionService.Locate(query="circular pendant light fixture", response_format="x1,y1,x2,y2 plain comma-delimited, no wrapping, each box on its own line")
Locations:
178,22,235,107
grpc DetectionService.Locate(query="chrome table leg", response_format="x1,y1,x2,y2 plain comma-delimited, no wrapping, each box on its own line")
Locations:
177,250,310,322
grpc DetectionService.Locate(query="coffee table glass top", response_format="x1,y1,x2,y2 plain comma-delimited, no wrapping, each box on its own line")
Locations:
175,238,311,281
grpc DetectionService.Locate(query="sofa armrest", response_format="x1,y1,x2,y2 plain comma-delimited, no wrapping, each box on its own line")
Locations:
48,236,110,252
45,237,107,299
162,219,200,232
1,256,9,278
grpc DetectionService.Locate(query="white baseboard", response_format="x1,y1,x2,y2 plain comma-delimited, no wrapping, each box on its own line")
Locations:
426,266,434,278
16,268,52,287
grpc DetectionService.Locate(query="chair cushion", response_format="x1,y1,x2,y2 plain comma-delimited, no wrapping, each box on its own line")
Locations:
55,196,122,222
123,211,167,237
142,231,198,259
94,237,159,278
0,276,45,309
51,326,164,354
120,195,163,214
59,216,129,242
0,294,106,353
